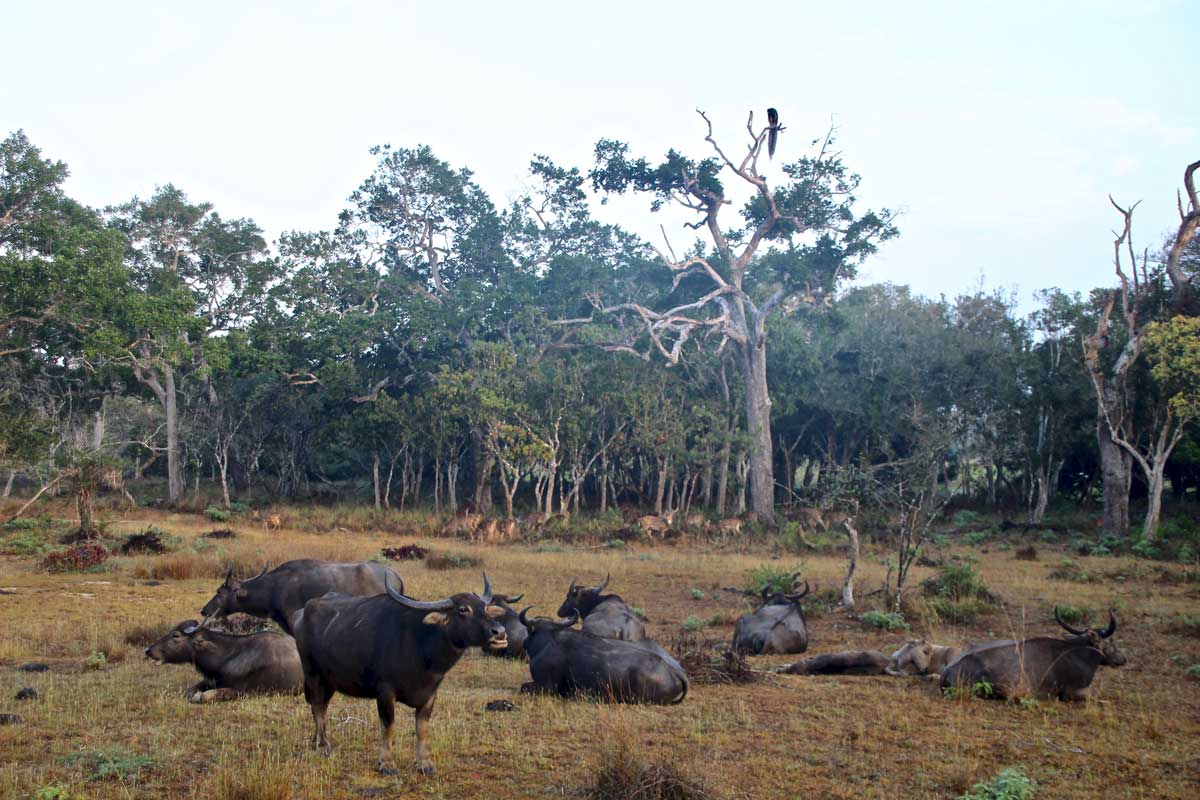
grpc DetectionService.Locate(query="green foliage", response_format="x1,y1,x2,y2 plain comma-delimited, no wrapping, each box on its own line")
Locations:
1053,605,1088,626
1131,538,1160,559
681,615,709,632
1185,664,1200,678
1,531,50,555
34,785,71,800
952,509,983,527
921,562,996,617
943,679,995,701
82,651,107,671
63,747,154,782
630,607,647,620
3,516,40,530
1048,559,1096,583
860,610,909,632
689,588,706,600
957,767,1037,800
204,506,231,522
744,563,804,596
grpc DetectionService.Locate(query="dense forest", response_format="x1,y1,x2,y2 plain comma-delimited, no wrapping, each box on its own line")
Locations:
2,120,1198,546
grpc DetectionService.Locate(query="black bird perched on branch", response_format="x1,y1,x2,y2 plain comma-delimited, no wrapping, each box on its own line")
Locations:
767,107,781,159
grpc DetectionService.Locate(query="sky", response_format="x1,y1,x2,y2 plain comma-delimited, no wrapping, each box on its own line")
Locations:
3,1,1196,311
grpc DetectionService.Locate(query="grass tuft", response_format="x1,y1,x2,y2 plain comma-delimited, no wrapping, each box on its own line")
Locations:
958,766,1037,799
425,551,482,570
589,722,721,800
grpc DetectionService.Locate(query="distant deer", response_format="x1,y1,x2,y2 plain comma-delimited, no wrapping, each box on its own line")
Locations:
637,514,670,541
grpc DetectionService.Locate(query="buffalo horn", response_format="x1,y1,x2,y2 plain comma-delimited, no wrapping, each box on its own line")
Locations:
181,621,201,635
597,573,610,592
224,564,234,584
787,580,811,601
245,562,270,582
506,593,524,603
556,610,580,628
480,573,494,604
568,576,578,593
384,573,454,611
1054,606,1087,636
518,606,535,628
1099,610,1117,638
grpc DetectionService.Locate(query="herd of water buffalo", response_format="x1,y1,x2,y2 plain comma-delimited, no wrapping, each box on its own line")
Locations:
142,558,1128,775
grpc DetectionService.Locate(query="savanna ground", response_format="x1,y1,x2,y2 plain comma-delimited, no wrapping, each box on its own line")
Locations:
1,501,1198,799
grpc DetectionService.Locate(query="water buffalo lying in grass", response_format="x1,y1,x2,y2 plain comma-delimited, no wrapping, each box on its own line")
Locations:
519,610,688,704
940,609,1127,701
200,559,404,634
482,592,528,659
557,574,645,640
778,650,890,675
886,640,962,677
732,581,810,655
294,574,506,775
144,620,302,702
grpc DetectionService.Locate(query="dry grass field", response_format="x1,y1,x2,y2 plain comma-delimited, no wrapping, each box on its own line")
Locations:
1,503,1198,799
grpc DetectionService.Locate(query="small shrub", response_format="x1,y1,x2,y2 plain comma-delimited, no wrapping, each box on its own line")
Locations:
964,531,989,546
1047,559,1096,583
669,631,758,685
943,679,995,701
381,544,428,561
63,747,154,782
1014,545,1038,561
957,766,1037,800
689,588,706,600
41,543,110,572
952,509,983,527
35,786,71,800
3,517,40,531
744,563,804,596
82,651,107,671
922,562,994,601
860,610,909,632
681,615,709,632
203,528,237,539
118,527,174,554
1131,538,1159,559
630,606,647,620
1185,664,1200,679
606,538,625,548
1,531,51,555
425,551,482,570
588,722,722,800
928,596,992,624
204,506,231,522
228,501,250,513
1053,605,1088,626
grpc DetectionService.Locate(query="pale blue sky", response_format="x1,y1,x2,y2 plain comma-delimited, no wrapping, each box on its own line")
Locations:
3,1,1196,309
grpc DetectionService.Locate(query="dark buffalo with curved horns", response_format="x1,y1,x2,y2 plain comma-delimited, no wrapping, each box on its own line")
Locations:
556,574,645,641
732,579,810,655
294,574,506,775
519,609,688,704
200,559,404,635
144,619,302,702
940,609,1127,701
482,592,528,659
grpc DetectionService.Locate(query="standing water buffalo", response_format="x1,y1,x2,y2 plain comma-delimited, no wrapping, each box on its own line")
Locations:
519,609,688,704
294,574,506,775
200,559,404,634
940,609,1127,701
886,640,962,677
732,581,810,655
144,620,302,702
482,592,528,659
557,574,645,641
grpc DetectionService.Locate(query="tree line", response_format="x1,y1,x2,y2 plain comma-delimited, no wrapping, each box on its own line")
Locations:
1,119,1197,540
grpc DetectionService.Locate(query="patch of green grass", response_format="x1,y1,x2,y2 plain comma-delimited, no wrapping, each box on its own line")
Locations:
630,606,647,620
1047,559,1096,583
1185,664,1200,679
204,505,232,522
927,596,992,624
63,747,154,783
82,651,107,671
860,610,909,632
681,615,709,632
744,563,804,595
3,516,41,531
943,679,995,701
34,786,71,800
958,766,1037,800
690,588,706,600
952,509,983,527
1,531,51,555
606,538,625,548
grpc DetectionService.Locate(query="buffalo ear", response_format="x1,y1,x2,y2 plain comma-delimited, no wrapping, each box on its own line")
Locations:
422,612,450,626
922,643,933,656
484,605,506,619
236,588,249,599
193,637,212,650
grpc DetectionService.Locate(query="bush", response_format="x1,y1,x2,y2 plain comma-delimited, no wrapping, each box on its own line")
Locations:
82,651,107,671
927,596,993,625
588,725,720,800
41,543,110,572
204,506,231,523
952,510,983,527
860,610,909,632
1052,605,1088,627
1,531,51,555
958,766,1037,800
34,785,71,800
1184,664,1200,679
1047,559,1096,583
63,747,154,782
425,551,482,570
689,588,706,600
203,528,237,539
381,544,428,560
744,563,804,596
118,527,175,554
3,517,40,531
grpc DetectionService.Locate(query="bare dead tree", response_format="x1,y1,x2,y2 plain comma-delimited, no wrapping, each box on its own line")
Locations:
1082,160,1200,538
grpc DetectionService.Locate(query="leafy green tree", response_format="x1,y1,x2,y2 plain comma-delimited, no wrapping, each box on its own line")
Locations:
583,111,897,522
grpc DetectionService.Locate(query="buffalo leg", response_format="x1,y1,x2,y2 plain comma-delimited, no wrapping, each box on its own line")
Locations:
305,678,333,752
190,688,239,703
413,694,437,775
376,692,398,775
